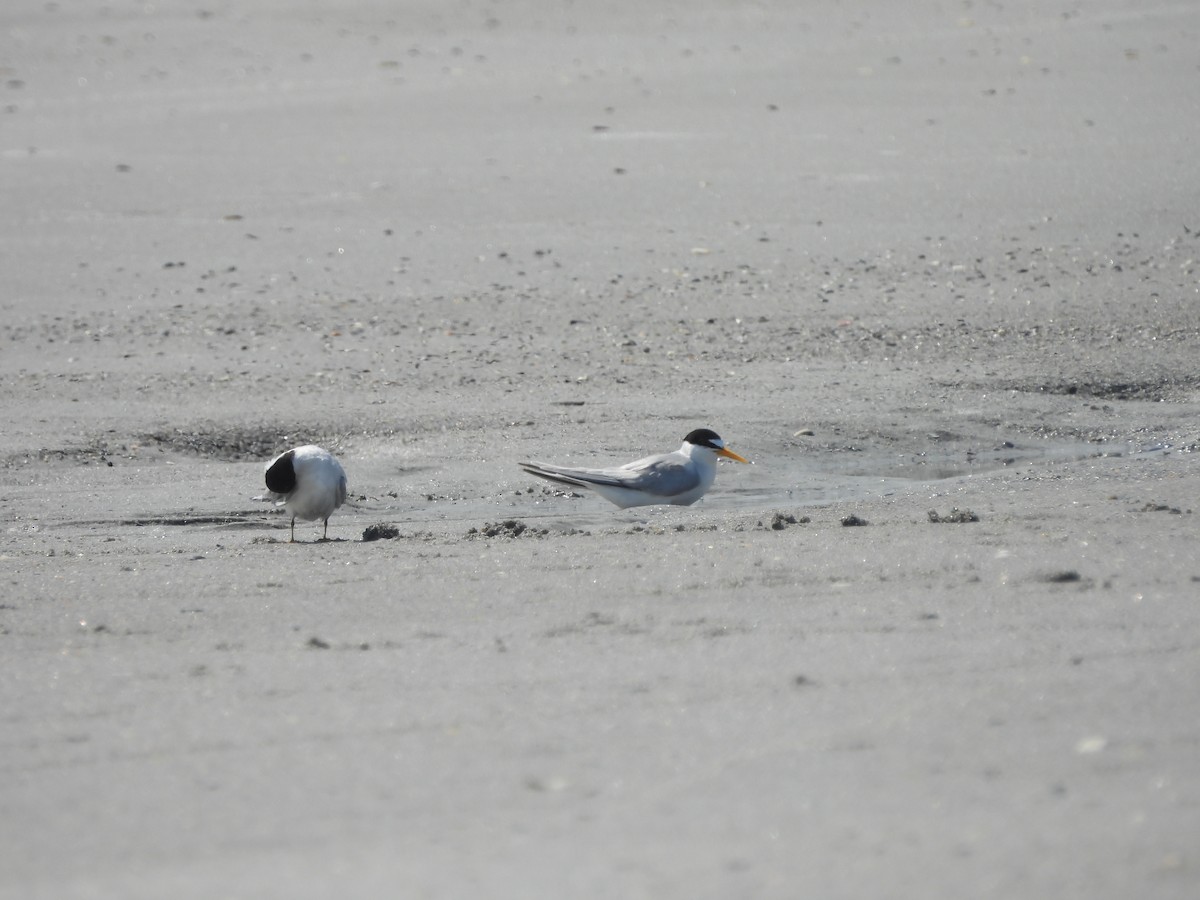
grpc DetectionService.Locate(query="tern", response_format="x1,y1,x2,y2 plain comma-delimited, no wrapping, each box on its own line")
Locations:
264,445,348,541
519,428,748,509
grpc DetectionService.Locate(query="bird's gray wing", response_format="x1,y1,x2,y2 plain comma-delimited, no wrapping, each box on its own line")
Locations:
522,453,697,497
614,455,700,497
519,461,609,489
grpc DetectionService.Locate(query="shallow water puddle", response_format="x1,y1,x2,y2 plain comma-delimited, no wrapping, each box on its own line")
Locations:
723,439,1105,508
814,439,1102,481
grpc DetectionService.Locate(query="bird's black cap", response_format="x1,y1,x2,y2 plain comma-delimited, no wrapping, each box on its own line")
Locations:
265,449,297,494
683,428,724,449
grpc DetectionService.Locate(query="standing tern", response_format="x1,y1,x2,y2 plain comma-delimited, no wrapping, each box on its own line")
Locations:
519,428,748,509
264,444,348,541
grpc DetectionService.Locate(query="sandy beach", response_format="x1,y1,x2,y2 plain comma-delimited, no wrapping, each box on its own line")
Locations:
3,2,1199,897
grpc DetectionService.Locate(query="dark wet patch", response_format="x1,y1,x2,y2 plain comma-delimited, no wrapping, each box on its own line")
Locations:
1139,502,1189,514
119,514,267,527
1010,376,1200,403
3,425,346,468
468,519,548,538
1,444,114,469
768,511,810,530
1039,570,1082,583
136,425,342,462
362,523,401,541
928,508,980,523
514,484,585,500
625,522,718,534
544,611,650,638
52,512,270,529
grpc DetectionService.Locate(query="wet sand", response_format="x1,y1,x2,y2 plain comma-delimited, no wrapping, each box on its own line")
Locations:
2,2,1199,898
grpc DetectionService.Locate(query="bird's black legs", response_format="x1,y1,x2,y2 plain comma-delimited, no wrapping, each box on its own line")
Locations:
283,517,332,542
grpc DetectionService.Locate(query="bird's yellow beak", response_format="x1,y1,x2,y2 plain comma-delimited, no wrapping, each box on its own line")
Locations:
718,447,749,463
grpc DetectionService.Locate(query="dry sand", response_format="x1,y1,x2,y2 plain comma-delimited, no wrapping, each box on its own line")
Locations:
2,2,1199,897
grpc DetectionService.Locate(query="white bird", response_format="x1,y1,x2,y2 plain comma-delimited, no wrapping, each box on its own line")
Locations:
264,445,348,542
519,428,748,509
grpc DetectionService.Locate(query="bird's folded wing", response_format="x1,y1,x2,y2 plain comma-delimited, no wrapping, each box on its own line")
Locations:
519,461,603,488
617,457,700,496
522,458,697,497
